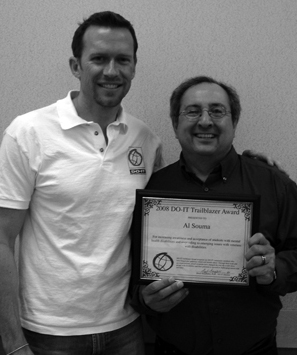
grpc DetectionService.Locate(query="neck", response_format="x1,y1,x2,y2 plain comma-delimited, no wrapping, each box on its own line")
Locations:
183,152,225,182
72,93,120,143
187,159,215,182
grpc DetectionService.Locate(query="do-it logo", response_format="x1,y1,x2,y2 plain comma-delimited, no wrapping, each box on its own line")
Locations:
127,147,146,175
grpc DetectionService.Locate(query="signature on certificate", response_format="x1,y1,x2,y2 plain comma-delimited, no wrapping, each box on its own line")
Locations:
199,269,231,276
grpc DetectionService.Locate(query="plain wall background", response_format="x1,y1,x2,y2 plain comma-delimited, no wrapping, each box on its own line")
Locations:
1,0,297,348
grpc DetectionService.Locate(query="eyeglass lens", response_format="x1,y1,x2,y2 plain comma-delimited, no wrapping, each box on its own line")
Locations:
184,105,227,119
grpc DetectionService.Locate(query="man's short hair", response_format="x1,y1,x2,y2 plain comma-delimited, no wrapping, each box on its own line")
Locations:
170,76,241,127
71,11,138,62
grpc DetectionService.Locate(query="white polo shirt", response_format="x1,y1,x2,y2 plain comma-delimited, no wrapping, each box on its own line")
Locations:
0,91,164,335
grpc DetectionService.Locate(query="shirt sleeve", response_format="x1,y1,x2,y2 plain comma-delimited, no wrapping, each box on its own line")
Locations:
268,178,297,295
153,144,166,173
0,130,36,209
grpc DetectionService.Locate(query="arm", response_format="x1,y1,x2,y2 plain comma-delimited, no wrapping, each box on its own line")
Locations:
245,175,297,295
0,207,34,355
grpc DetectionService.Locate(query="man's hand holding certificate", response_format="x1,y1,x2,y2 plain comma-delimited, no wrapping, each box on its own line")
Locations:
246,233,276,285
141,277,189,313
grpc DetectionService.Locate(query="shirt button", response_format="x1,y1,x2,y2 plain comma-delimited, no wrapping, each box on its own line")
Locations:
94,131,99,135
100,148,104,153
204,187,209,192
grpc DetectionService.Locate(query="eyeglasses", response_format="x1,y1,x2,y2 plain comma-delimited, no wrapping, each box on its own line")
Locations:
179,105,231,121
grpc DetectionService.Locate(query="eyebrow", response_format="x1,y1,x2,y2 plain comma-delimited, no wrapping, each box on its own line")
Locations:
89,51,133,57
184,103,225,109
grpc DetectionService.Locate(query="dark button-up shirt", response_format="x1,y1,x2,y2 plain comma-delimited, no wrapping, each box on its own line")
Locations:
131,147,297,355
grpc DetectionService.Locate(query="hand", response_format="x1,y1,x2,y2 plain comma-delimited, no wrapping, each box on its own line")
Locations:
242,149,288,176
245,233,275,284
141,277,189,312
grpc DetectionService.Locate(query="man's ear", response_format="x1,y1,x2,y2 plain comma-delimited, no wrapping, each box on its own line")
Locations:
233,119,239,132
69,57,81,80
173,122,179,139
131,66,136,80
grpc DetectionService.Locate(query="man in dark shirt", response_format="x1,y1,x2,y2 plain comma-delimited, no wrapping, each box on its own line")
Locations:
131,76,297,354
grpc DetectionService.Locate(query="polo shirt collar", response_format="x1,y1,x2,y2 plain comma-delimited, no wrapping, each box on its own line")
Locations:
180,146,238,182
56,91,128,132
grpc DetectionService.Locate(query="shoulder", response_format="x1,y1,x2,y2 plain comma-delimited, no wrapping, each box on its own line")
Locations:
151,161,180,174
124,112,161,141
147,161,180,188
6,101,59,138
239,154,295,188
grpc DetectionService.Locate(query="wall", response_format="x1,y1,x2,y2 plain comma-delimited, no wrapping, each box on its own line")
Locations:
1,0,297,348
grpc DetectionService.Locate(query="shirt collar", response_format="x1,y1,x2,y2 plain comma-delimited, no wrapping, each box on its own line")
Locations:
56,91,128,132
180,146,238,183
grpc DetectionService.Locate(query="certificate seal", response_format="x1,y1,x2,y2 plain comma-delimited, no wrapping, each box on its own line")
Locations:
153,252,174,271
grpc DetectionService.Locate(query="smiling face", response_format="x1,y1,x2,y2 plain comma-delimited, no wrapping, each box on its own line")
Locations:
70,26,136,111
174,83,238,164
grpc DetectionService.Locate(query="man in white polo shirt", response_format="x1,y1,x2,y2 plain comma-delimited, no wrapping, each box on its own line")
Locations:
0,11,163,355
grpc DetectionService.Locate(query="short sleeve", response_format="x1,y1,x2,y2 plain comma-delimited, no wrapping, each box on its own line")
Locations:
0,130,36,209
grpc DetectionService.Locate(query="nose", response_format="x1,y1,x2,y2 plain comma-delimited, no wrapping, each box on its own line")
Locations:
197,109,213,127
103,59,119,77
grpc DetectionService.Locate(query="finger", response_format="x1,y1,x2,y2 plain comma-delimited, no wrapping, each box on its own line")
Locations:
253,153,274,166
245,244,267,261
256,275,274,285
143,283,189,312
246,245,275,277
247,262,275,284
161,287,189,308
259,254,267,266
273,160,289,176
149,290,188,313
249,268,274,284
273,160,283,170
242,149,254,156
142,277,176,295
246,244,274,262
142,277,184,299
265,157,275,166
248,233,270,248
246,235,274,263
242,149,272,163
156,279,185,300
246,254,269,270
166,287,189,309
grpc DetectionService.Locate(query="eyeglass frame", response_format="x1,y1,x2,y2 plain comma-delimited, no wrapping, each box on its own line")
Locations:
179,104,231,121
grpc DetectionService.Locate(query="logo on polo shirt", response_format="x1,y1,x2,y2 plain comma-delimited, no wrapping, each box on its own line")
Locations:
128,147,146,175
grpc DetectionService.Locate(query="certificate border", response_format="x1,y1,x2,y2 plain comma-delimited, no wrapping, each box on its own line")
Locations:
132,190,260,288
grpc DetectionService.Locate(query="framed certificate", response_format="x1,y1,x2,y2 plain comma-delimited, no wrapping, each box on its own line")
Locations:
132,190,260,287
